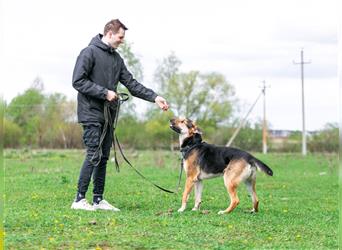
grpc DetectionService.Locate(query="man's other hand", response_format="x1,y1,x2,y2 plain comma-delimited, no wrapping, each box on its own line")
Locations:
106,90,118,102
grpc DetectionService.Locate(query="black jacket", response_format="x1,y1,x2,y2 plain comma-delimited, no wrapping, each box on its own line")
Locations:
72,34,158,123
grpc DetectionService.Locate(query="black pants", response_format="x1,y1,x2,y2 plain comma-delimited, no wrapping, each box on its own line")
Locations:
77,122,113,196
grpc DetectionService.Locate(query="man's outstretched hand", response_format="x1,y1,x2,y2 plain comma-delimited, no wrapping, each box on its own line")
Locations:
155,96,169,111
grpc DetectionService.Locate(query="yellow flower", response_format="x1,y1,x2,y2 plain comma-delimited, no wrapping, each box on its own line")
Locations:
108,219,116,227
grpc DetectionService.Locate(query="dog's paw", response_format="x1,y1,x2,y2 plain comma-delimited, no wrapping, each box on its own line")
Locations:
177,207,185,213
217,210,226,215
243,210,255,214
249,208,258,214
191,207,199,211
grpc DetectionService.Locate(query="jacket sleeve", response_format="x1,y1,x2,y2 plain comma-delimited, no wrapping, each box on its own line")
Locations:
72,48,108,100
119,60,158,103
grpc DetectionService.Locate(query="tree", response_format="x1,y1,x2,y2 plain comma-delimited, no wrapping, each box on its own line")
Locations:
6,85,45,146
31,76,44,91
3,118,22,148
143,109,174,149
117,41,144,119
308,123,338,152
39,93,71,147
154,53,235,126
154,51,181,91
5,78,81,148
0,98,4,149
118,41,143,82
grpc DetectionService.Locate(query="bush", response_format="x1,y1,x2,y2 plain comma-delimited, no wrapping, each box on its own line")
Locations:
308,123,338,152
4,119,22,148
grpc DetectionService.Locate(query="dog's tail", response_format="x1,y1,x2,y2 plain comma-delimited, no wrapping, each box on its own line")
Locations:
251,158,273,176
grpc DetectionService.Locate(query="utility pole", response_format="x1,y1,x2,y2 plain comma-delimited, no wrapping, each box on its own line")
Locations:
261,81,268,154
293,49,311,156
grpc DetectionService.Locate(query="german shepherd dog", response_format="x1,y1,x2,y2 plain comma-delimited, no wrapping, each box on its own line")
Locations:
170,117,273,214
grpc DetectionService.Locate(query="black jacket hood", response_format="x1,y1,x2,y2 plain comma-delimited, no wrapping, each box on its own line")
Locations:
89,34,116,54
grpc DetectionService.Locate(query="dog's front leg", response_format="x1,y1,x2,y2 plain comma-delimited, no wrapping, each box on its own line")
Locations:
178,178,195,212
192,180,203,211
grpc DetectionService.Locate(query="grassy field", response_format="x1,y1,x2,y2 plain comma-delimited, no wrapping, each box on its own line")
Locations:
4,149,339,249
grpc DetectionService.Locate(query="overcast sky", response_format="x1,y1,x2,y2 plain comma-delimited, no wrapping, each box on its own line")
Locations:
0,0,339,131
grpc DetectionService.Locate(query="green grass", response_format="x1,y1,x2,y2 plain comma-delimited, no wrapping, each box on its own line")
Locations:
4,149,339,249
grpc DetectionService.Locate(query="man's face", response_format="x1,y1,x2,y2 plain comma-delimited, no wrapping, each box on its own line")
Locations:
109,27,125,48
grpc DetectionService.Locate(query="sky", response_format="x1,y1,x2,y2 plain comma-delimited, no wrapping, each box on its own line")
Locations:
0,0,339,131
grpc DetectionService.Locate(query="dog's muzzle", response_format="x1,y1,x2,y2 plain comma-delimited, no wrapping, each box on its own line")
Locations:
170,124,181,134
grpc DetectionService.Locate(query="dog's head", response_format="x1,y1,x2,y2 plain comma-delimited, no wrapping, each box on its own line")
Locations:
169,117,202,136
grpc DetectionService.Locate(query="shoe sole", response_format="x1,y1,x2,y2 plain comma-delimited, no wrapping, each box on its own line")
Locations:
71,205,95,211
93,208,120,212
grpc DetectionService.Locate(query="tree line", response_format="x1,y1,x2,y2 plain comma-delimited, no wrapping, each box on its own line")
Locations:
2,46,338,153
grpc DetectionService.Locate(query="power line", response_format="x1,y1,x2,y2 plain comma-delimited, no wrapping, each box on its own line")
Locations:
226,89,263,147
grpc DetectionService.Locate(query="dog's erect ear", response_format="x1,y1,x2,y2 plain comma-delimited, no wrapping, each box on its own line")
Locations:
185,119,202,134
185,119,194,129
194,126,203,135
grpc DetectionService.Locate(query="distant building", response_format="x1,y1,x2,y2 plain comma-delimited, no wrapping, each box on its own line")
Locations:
268,129,317,151
269,130,294,138
269,129,316,138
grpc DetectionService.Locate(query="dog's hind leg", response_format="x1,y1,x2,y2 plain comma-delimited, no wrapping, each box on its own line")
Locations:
218,161,245,215
178,177,195,212
218,179,240,214
192,180,203,211
245,177,259,213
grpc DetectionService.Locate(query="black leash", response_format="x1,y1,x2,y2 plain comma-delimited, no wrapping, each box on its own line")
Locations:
175,158,184,192
92,93,181,194
89,93,129,169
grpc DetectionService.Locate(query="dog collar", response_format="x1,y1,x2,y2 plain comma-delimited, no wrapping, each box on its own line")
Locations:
180,142,204,159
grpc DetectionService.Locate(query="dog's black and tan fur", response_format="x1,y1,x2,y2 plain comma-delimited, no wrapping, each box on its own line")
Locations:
170,117,273,214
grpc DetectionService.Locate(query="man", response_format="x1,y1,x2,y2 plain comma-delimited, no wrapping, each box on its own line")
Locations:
71,19,169,211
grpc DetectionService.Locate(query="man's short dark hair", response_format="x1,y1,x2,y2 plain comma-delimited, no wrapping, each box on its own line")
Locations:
104,19,128,35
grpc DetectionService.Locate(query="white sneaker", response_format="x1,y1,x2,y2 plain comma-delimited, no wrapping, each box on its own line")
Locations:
71,199,95,211
93,199,120,211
